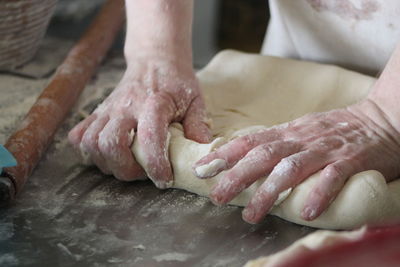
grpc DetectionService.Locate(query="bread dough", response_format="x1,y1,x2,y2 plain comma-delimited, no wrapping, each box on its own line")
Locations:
132,50,400,230
244,227,367,267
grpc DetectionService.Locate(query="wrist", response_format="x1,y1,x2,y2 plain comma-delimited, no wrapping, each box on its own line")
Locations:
124,42,193,68
347,99,400,145
124,0,194,68
365,44,400,132
122,53,196,86
124,48,194,72
366,87,400,134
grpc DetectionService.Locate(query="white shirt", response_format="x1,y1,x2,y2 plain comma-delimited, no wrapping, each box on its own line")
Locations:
262,0,400,74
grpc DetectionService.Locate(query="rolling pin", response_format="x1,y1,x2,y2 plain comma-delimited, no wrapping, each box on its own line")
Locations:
0,0,125,205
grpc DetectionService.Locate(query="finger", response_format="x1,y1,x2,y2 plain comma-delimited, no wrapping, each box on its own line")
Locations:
183,96,212,144
98,117,145,181
193,129,282,178
137,93,175,189
301,160,356,221
242,150,329,224
210,141,300,205
68,114,97,147
80,116,111,174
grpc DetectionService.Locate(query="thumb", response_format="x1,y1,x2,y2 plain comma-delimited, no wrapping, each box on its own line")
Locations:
183,96,212,144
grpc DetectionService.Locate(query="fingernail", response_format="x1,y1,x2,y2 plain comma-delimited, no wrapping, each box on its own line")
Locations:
210,190,225,206
242,208,255,222
193,153,216,168
194,159,227,178
165,179,173,188
210,197,223,206
302,206,317,221
194,157,207,167
153,179,173,189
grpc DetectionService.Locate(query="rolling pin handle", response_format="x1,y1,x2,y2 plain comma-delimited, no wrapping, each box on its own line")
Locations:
0,175,16,206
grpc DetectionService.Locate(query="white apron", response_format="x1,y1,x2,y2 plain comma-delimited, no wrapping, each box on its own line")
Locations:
262,0,400,74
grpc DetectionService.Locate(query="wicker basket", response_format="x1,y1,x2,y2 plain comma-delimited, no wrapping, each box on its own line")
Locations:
0,0,57,70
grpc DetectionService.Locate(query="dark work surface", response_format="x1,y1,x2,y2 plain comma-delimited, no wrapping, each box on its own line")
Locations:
0,37,315,267
0,141,314,266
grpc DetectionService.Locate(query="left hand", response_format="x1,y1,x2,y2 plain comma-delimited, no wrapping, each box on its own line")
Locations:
193,99,400,223
68,57,211,187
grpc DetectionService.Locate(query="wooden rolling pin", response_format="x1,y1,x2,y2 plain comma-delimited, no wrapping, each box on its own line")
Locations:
0,0,125,205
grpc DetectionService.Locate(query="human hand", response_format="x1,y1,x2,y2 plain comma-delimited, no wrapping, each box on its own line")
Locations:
193,99,400,223
69,57,211,188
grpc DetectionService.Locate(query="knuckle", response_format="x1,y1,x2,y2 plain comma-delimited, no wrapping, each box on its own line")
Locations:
324,164,344,180
241,134,257,150
286,158,301,174
97,136,115,154
68,129,80,146
81,135,98,153
316,120,330,129
254,144,274,160
275,157,301,176
317,137,342,149
148,92,175,111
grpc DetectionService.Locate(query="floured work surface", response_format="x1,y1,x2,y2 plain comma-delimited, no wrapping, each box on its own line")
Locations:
133,50,400,230
0,38,315,267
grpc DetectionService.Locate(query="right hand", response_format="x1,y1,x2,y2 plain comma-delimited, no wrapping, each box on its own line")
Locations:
193,99,400,223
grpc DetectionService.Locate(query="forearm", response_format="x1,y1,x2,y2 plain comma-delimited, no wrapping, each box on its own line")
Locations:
367,44,400,132
124,0,194,65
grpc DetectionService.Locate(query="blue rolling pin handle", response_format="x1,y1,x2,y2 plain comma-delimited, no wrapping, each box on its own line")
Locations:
0,145,17,174
0,145,17,205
